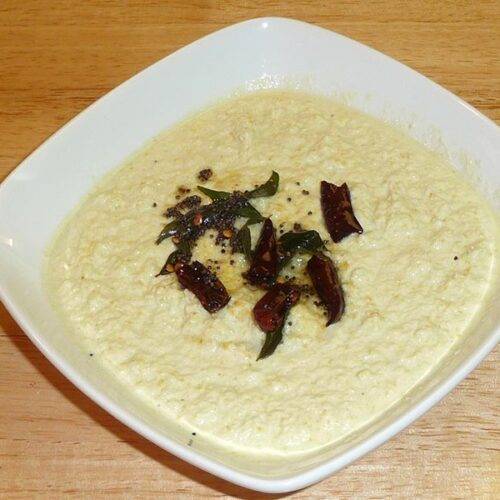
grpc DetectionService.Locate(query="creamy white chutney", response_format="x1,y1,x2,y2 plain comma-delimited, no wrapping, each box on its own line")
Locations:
46,91,498,454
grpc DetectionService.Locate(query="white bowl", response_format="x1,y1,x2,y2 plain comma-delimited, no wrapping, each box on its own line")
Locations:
0,17,498,494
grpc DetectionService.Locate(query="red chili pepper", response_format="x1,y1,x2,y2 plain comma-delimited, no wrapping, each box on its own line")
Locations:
307,252,344,326
320,181,363,243
175,261,230,313
253,282,301,333
243,218,279,288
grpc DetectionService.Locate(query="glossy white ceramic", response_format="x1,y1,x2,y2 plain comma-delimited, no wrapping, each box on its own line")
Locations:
0,18,498,493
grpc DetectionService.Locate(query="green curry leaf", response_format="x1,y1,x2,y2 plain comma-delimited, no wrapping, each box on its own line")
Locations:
234,223,253,260
278,230,325,255
257,322,285,360
233,202,265,222
156,219,180,245
247,171,279,199
156,240,192,275
197,185,231,201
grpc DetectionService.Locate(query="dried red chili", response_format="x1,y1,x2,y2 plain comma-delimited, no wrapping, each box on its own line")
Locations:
253,282,301,333
175,261,230,313
253,282,301,359
243,218,279,288
307,252,344,326
320,181,363,243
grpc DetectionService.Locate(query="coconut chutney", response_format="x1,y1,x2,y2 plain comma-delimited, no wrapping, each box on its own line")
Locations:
46,91,498,453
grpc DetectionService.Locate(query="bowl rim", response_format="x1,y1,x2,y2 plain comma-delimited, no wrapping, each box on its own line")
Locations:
0,16,499,494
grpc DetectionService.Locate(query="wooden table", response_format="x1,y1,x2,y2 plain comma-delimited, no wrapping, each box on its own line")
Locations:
0,1,498,498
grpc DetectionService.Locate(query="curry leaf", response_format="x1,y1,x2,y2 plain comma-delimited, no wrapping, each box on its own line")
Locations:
247,217,263,226
234,223,252,260
156,241,192,275
247,171,279,199
278,230,325,254
197,185,231,201
233,202,265,222
257,323,285,360
156,219,180,245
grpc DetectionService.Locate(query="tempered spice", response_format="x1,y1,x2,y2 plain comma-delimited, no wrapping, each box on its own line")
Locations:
198,168,213,182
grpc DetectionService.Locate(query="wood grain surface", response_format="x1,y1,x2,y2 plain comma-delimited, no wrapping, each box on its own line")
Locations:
0,1,498,498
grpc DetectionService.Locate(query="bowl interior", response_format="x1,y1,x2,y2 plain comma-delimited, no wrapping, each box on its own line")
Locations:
0,18,498,491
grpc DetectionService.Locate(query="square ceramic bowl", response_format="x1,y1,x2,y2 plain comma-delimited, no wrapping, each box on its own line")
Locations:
0,18,499,494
